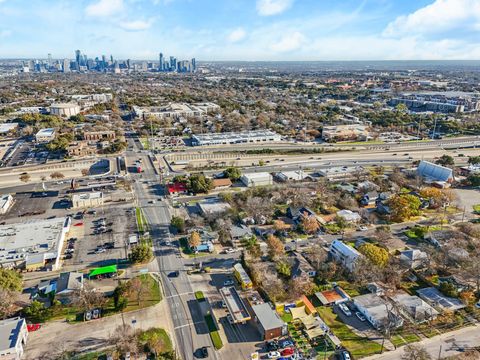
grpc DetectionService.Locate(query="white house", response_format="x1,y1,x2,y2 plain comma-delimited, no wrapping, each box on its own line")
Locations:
336,209,361,223
353,294,404,331
329,240,361,271
240,173,273,187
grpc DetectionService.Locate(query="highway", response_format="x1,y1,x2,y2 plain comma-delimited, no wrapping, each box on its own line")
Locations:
126,137,219,360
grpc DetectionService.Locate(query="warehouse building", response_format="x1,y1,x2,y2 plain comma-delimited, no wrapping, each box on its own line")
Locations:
240,172,273,187
191,130,281,146
0,217,71,270
71,192,104,209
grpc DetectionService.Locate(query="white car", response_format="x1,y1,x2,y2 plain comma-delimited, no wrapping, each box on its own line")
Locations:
267,351,281,359
358,226,368,231
339,303,352,317
224,248,235,254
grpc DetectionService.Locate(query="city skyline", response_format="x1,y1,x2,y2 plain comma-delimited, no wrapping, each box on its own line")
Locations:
0,0,479,61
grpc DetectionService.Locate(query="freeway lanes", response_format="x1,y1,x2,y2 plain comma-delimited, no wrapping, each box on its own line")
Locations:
127,138,219,360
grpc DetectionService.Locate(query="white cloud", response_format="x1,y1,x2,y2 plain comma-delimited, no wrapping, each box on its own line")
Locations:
120,18,154,31
270,31,305,52
227,27,247,43
256,0,294,16
85,0,124,17
384,0,480,37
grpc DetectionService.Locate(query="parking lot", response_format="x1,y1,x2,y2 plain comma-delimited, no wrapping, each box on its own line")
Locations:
63,202,136,270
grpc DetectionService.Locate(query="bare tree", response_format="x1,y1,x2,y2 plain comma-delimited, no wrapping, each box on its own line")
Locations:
129,277,149,306
401,344,432,360
244,196,273,224
109,324,139,356
0,289,16,319
72,284,107,313
50,171,65,180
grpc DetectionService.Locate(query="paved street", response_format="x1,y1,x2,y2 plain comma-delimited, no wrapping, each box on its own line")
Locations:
365,324,480,360
126,137,220,360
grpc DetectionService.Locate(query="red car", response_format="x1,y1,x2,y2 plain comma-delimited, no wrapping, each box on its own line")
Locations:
74,222,83,227
27,324,41,332
281,348,294,357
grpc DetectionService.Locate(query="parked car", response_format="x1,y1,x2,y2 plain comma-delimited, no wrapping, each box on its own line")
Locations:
197,347,208,358
268,351,281,359
281,348,295,357
266,340,279,351
341,351,351,360
339,303,352,317
168,271,180,277
279,339,294,348
223,279,235,286
358,226,368,231
224,248,235,254
227,314,234,324
355,312,366,322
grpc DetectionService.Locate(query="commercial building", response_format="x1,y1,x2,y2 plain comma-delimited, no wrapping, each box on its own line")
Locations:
71,192,104,209
67,141,96,157
317,166,365,181
191,130,281,146
49,103,81,117
322,124,370,141
197,198,231,216
274,170,306,182
240,172,273,187
220,286,251,324
251,303,287,340
417,160,454,187
0,194,13,214
0,217,71,270
390,93,480,113
133,102,220,120
83,131,116,142
0,123,18,136
0,317,28,360
233,263,253,290
329,240,361,271
35,128,56,143
353,293,404,331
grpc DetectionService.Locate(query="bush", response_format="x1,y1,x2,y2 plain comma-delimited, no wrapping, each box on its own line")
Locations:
24,300,51,322
439,281,458,298
171,216,185,233
129,244,153,264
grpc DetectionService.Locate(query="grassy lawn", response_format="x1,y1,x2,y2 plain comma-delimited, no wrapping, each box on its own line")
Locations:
136,207,147,233
281,311,293,323
473,204,480,214
137,327,173,353
317,307,382,358
335,281,362,297
204,314,223,350
140,137,150,150
391,332,421,348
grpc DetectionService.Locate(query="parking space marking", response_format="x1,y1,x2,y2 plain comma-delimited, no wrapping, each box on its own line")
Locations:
166,291,194,299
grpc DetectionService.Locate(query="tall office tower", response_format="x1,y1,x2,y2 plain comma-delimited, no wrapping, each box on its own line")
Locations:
191,58,196,72
126,59,131,69
83,55,88,66
47,53,52,67
63,59,70,72
159,53,164,71
110,55,114,63
169,56,175,71
75,50,81,70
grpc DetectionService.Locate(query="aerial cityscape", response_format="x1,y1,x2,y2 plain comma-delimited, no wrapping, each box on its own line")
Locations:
1,1,480,360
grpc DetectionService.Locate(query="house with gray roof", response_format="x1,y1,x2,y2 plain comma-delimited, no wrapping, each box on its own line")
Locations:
0,317,28,360
353,294,403,331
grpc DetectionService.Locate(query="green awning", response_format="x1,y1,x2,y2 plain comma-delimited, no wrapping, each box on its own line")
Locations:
88,265,117,278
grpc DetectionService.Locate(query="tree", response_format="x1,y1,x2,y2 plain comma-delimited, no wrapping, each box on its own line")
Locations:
358,243,389,267
276,261,292,278
129,277,149,306
188,231,201,250
129,243,153,263
244,196,273,224
387,194,422,222
401,344,432,360
301,215,320,234
113,282,130,311
170,216,185,233
468,174,480,186
420,187,456,209
19,173,30,183
305,245,328,271
468,156,480,165
243,235,261,259
224,167,241,181
50,171,65,179
0,269,23,292
0,289,16,319
439,281,458,298
186,173,213,194
24,300,51,322
266,234,284,260
72,284,107,312
435,154,454,167
289,277,315,299
109,324,139,356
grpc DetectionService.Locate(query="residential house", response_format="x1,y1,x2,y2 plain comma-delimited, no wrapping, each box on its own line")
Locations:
0,317,28,360
287,206,317,224
37,272,84,304
336,209,361,223
329,240,361,271
290,252,316,279
212,178,232,190
197,198,231,216
399,249,428,269
230,225,252,241
353,293,404,331
360,191,379,207
166,182,188,196
417,287,466,312
390,292,439,324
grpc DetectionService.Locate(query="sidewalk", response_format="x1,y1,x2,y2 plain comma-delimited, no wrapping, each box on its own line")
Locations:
365,324,480,360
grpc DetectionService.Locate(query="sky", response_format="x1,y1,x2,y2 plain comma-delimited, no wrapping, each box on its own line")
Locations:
0,0,480,61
